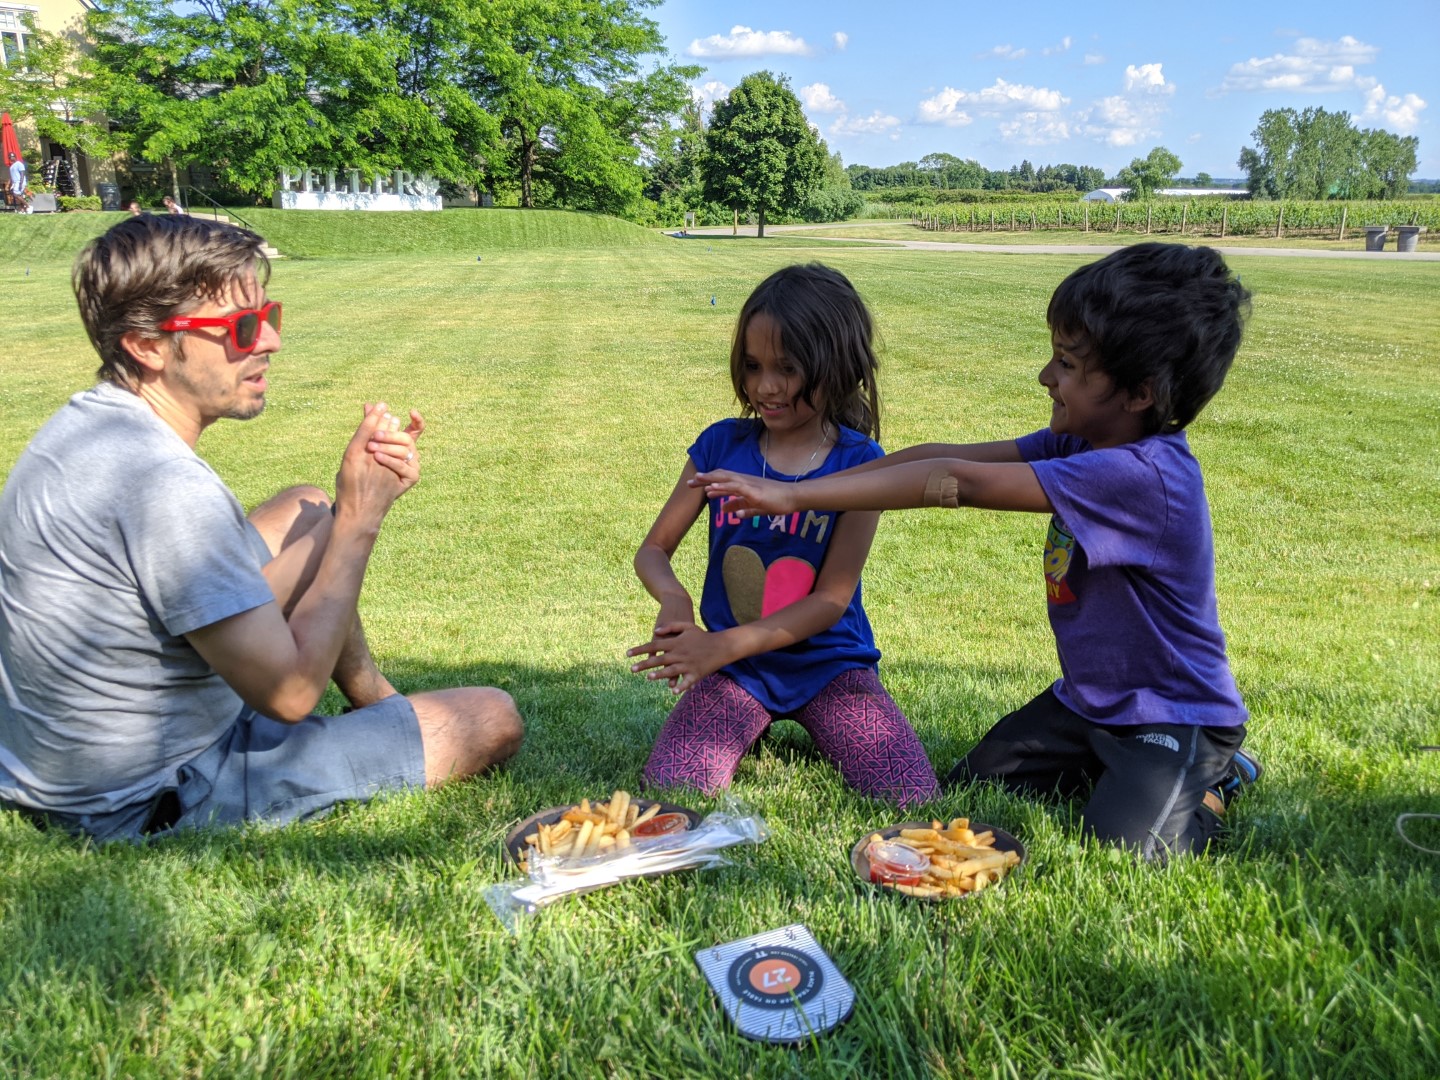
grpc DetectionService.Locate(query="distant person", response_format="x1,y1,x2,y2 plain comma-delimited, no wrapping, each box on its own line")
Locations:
162,194,183,214
0,214,523,842
7,155,26,202
627,263,939,807
695,244,1261,859
127,199,143,216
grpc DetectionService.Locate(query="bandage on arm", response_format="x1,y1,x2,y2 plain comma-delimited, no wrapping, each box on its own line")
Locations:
924,466,960,509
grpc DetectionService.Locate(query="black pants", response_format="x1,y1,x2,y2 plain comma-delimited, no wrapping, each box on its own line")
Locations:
948,687,1246,860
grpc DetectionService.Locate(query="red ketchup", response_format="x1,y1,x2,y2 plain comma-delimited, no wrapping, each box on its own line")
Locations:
631,811,690,839
866,840,930,886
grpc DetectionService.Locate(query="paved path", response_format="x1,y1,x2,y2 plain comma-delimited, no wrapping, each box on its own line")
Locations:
677,223,1440,262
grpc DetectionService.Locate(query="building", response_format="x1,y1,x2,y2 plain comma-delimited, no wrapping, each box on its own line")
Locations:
1,0,116,198
1082,187,1248,202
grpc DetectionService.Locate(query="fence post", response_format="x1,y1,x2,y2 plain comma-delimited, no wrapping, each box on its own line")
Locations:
1010,210,1015,231
1221,205,1227,238
1275,204,1283,238
1115,205,1121,232
1057,206,1063,230
1181,203,1188,235
1146,204,1152,234
990,209,996,231
1084,203,1089,232
1338,206,1347,241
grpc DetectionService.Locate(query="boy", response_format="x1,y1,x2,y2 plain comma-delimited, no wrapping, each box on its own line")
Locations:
693,243,1259,859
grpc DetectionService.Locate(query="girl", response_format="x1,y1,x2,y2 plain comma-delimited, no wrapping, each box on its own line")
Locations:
626,264,939,807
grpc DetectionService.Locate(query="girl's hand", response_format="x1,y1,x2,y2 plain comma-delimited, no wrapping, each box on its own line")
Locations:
690,470,796,518
626,623,731,695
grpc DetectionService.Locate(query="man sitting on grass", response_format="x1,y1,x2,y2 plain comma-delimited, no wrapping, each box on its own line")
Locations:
0,214,523,841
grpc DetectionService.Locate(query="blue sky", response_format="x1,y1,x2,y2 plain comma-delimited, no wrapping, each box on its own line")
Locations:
650,1,1438,179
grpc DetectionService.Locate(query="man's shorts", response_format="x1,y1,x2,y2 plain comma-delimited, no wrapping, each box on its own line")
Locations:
18,695,426,843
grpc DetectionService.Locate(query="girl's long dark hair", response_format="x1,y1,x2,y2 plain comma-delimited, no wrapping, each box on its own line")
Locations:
729,263,882,441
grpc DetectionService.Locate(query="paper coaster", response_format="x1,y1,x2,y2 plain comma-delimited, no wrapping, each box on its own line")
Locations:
694,923,854,1043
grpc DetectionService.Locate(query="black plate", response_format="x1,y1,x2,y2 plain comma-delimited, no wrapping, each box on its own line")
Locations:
504,799,702,865
850,821,1026,900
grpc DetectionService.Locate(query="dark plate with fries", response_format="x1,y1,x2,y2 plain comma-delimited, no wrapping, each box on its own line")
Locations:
850,820,1026,901
504,798,702,866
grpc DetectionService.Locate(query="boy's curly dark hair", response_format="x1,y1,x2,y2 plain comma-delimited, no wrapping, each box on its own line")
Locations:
1046,243,1251,434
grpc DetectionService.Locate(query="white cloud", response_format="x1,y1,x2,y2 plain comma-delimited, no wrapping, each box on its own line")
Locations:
690,80,731,114
1043,36,1072,56
1124,63,1175,95
983,44,1028,60
1075,63,1176,147
1081,95,1154,146
800,82,845,114
1083,52,1106,65
1362,84,1427,134
1219,35,1381,93
998,113,1072,145
687,26,813,58
915,90,975,127
1187,132,1204,143
831,111,902,137
833,31,848,51
918,79,1068,133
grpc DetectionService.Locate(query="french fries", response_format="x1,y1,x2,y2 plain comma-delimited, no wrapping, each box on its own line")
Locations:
517,790,647,873
868,817,1022,899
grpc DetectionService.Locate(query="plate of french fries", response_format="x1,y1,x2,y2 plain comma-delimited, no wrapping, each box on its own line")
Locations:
850,818,1026,900
505,790,702,872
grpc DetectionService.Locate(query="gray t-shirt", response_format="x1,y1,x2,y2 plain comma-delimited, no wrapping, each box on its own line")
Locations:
0,383,275,814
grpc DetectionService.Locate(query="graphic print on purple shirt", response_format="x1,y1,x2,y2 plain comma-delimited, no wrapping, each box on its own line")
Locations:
1043,517,1077,605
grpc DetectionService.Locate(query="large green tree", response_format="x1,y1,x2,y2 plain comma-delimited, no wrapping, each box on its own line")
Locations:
701,71,824,237
1238,107,1418,200
1115,146,1182,201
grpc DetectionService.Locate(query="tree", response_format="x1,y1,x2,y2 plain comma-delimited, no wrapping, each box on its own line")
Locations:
462,0,697,211
1115,146,1182,200
1195,171,1213,188
701,71,825,238
0,14,118,196
1235,106,1414,200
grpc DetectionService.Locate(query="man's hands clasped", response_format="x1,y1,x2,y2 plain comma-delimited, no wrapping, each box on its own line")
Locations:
334,401,424,530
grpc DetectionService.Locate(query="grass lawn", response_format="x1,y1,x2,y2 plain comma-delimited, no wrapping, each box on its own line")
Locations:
781,220,1426,252
1,212,1438,1078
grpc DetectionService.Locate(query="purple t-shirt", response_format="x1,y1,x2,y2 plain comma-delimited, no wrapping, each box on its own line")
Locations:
691,418,882,713
1017,427,1247,727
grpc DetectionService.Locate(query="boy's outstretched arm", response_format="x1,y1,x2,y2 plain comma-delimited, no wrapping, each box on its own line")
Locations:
840,438,1025,475
694,457,1052,516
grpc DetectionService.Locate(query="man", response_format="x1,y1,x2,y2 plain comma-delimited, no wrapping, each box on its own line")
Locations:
0,214,523,841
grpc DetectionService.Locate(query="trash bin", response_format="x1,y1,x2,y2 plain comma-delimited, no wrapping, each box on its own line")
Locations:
1395,226,1426,253
97,182,122,211
1364,226,1388,251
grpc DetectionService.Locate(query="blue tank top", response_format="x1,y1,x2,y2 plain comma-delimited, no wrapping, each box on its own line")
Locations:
690,418,882,713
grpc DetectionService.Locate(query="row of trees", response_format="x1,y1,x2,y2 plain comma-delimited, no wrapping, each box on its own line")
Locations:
3,0,700,214
847,156,1108,194
1238,107,1418,200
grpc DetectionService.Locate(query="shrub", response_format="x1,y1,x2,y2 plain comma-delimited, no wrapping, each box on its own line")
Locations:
58,195,103,212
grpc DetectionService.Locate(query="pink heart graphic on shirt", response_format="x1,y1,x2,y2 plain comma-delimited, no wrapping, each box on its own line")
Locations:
722,546,816,624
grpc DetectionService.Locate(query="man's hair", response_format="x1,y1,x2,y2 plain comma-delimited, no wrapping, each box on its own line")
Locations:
1046,243,1251,434
729,262,883,441
72,214,271,389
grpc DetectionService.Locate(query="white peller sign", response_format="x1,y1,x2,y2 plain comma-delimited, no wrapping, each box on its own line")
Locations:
273,168,442,211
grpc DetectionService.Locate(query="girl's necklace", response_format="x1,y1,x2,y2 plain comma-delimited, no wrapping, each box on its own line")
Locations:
762,424,831,482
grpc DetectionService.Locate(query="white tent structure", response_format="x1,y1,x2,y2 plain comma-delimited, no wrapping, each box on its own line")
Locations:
1082,187,1248,202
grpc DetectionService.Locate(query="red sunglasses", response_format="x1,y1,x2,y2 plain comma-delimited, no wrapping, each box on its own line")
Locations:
160,301,282,352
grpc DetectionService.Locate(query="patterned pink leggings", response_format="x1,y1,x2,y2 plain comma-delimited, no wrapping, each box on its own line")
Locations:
642,668,939,808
